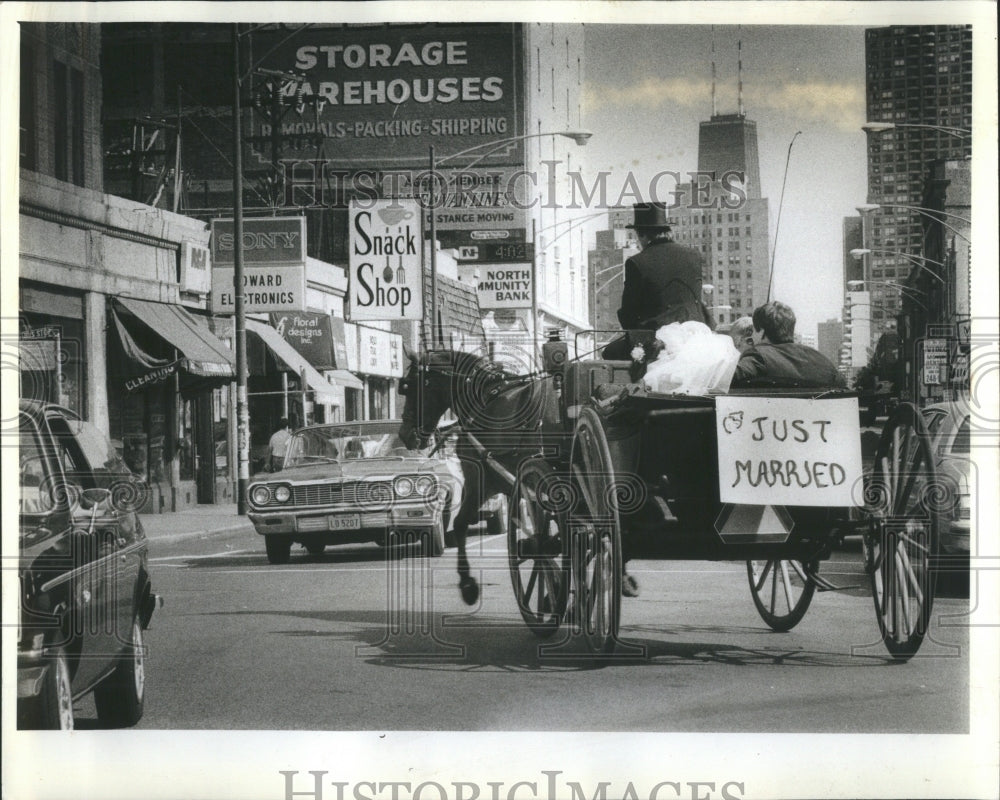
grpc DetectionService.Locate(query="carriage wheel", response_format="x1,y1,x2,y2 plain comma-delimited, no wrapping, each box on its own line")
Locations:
568,407,622,655
865,403,939,660
507,460,569,637
746,559,818,632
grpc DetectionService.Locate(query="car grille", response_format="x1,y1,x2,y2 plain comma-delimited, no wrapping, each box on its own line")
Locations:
283,481,394,509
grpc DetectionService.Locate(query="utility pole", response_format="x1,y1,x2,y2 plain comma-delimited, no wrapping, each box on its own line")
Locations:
232,24,250,515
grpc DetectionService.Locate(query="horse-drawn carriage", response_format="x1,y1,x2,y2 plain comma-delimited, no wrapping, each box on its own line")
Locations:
399,338,941,662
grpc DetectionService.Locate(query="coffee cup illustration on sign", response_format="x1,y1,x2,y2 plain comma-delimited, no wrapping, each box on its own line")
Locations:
378,201,414,226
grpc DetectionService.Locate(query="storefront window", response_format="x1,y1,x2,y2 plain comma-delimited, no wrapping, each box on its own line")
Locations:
19,314,84,415
368,378,389,420
213,384,229,477
178,397,196,481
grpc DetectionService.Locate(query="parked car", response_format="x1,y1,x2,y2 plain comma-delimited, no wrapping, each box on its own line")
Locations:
921,402,971,569
247,420,465,564
17,400,161,729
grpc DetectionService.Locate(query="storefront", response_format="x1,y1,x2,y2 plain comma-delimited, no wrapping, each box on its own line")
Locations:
245,318,363,472
107,297,235,512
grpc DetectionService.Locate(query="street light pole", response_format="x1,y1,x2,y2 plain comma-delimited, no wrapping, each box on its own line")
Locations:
428,143,438,347
232,25,250,515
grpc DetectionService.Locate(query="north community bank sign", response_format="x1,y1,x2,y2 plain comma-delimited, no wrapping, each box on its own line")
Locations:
210,217,307,313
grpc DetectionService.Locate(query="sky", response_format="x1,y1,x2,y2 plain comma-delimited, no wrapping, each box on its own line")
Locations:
582,24,869,340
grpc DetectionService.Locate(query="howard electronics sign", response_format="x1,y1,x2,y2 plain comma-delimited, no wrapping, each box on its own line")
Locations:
252,24,528,260
211,217,307,313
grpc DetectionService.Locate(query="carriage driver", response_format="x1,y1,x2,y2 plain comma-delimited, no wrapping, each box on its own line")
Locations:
603,202,714,360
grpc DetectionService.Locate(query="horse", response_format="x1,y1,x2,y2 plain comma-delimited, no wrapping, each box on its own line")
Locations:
398,348,562,606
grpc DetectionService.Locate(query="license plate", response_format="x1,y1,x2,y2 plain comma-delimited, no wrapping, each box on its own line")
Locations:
328,514,361,531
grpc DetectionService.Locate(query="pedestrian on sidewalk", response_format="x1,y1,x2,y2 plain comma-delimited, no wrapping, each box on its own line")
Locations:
268,418,292,472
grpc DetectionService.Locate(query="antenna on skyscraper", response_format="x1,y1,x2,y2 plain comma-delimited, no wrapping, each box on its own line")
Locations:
711,27,717,117
737,37,744,117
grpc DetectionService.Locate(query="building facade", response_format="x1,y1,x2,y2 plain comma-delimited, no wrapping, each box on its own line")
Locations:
19,23,239,513
862,25,972,340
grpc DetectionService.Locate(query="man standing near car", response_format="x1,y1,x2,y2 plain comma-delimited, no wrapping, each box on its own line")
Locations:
268,418,292,472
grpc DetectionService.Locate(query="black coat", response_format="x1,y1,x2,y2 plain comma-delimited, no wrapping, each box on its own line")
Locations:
617,239,712,330
732,342,846,388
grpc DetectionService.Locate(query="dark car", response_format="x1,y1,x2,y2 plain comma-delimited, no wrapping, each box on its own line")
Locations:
247,420,464,564
17,400,161,729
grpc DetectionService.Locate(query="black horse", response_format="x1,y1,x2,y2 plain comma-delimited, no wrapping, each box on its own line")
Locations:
398,348,563,606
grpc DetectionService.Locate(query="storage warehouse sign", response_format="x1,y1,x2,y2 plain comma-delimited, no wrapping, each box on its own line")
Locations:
715,396,863,507
348,199,423,321
251,23,523,168
211,217,307,313
476,266,532,309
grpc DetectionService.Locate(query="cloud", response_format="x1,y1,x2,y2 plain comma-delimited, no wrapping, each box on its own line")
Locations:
584,77,865,131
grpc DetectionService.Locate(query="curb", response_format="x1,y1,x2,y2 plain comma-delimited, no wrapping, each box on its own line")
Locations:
142,521,255,544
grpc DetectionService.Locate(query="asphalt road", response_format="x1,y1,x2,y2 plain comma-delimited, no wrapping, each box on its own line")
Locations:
70,524,971,734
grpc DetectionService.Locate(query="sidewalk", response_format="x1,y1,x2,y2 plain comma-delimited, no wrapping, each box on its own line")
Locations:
140,503,255,543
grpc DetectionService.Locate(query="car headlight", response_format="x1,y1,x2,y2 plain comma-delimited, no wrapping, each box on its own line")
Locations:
414,476,436,496
394,476,414,498
250,485,271,505
274,485,291,503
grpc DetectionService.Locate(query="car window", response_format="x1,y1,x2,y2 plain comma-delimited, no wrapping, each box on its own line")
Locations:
285,425,425,466
952,417,970,454
20,415,50,514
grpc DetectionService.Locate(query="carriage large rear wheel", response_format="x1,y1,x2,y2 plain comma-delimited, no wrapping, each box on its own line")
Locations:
865,403,939,660
568,407,622,655
507,459,570,637
747,559,818,631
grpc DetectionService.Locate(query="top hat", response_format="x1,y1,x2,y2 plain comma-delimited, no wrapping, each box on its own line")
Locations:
625,202,671,230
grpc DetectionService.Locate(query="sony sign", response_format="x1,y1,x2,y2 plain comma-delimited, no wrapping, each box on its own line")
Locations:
348,199,423,321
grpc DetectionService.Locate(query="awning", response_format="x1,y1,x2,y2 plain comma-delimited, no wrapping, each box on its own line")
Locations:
114,298,235,378
246,320,362,404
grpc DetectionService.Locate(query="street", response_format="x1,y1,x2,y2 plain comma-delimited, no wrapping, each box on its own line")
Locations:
72,517,970,733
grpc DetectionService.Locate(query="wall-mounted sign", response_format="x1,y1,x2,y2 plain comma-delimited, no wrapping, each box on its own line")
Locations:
356,326,404,378
180,241,212,295
250,24,523,169
211,266,306,314
210,217,306,267
716,396,863,507
476,265,532,309
269,311,336,369
328,316,349,371
348,199,423,321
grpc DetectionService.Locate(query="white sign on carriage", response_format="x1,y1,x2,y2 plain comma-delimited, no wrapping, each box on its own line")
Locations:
715,396,864,507
348,199,424,321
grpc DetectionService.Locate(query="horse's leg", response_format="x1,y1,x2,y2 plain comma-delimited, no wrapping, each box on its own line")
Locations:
452,458,482,605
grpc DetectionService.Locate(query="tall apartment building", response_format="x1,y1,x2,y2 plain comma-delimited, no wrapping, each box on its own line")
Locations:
817,318,845,368
862,25,972,338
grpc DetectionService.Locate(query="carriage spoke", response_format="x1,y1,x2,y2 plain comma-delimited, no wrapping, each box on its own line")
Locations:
753,560,774,592
896,538,925,607
894,550,913,637
779,561,795,612
572,464,602,518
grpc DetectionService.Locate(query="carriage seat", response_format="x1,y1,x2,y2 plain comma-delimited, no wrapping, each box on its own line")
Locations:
561,360,634,425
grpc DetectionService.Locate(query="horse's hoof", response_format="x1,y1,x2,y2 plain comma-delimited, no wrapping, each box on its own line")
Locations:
622,573,640,598
459,576,480,605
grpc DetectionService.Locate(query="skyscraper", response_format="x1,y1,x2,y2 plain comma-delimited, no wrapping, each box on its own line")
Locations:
698,113,762,200
862,25,972,337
